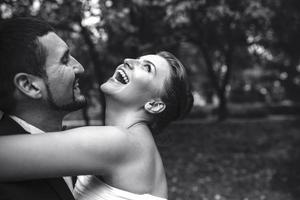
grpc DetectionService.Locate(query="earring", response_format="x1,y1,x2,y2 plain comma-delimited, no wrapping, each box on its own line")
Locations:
144,101,155,113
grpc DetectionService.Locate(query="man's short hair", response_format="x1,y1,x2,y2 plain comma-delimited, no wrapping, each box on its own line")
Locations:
0,17,54,113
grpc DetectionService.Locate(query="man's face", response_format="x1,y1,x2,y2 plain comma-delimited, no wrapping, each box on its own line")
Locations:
38,32,86,111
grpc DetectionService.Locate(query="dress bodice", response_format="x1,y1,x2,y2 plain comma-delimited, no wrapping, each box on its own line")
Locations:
73,175,167,200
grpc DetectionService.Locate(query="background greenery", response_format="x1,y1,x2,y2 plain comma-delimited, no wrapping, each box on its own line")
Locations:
1,0,300,199
1,0,300,121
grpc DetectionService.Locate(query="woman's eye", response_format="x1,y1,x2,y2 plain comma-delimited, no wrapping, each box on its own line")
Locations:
143,64,151,72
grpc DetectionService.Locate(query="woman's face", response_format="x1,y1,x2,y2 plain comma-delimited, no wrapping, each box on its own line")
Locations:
101,54,171,106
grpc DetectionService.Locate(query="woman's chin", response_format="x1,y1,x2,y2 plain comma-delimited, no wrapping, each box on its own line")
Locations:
100,81,113,93
100,78,126,96
99,83,105,92
100,83,118,98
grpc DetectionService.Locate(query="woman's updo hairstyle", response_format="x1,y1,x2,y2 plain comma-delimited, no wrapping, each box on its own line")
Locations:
149,51,193,135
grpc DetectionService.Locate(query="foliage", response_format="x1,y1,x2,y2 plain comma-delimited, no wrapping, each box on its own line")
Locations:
1,0,300,120
164,0,275,119
265,0,300,101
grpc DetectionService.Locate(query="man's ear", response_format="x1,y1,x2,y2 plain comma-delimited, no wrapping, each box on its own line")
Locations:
144,99,166,114
13,73,43,99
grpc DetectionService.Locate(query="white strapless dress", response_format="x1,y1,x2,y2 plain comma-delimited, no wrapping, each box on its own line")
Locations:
73,175,167,200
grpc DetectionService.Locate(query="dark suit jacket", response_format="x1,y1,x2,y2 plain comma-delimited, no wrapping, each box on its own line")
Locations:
0,114,75,200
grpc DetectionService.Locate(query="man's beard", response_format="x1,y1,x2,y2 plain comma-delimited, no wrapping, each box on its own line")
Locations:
46,83,87,112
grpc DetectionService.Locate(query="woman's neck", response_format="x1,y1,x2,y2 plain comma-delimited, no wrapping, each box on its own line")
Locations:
104,100,149,129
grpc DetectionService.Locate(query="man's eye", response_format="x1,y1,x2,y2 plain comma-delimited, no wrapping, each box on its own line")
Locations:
62,57,69,65
143,64,151,72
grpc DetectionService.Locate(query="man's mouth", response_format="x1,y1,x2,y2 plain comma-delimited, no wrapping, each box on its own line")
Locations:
73,80,81,92
114,68,129,84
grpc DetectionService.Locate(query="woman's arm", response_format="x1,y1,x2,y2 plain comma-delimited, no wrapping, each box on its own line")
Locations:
0,126,132,181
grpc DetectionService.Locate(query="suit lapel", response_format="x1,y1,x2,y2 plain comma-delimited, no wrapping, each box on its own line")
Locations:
0,114,28,135
47,178,75,200
0,114,75,200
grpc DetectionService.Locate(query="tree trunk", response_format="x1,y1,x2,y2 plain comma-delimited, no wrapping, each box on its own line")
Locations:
80,25,106,123
219,48,233,121
217,88,228,121
82,106,90,126
199,45,232,121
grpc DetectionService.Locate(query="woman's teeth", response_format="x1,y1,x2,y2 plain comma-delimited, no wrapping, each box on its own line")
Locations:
115,69,129,84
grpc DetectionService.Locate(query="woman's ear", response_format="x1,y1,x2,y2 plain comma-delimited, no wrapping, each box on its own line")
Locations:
13,73,43,99
144,99,166,114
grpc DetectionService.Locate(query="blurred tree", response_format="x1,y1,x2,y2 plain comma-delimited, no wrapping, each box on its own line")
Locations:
2,0,299,121
99,0,181,62
267,0,300,102
164,0,274,120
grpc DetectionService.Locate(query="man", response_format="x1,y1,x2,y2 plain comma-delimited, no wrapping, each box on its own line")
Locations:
0,17,86,200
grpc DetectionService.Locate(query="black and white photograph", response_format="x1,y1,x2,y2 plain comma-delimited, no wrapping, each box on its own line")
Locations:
0,1,300,200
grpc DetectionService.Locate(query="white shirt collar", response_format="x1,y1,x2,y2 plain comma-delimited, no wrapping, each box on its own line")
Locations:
9,115,44,134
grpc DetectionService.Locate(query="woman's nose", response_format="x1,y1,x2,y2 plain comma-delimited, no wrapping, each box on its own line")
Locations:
124,58,138,70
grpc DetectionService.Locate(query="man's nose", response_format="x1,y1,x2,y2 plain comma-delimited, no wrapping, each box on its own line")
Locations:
71,56,84,74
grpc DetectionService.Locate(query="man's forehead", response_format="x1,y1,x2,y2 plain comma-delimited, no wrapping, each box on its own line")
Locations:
38,32,68,53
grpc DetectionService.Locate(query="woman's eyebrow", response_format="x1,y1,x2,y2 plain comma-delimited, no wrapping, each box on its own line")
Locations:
144,60,155,66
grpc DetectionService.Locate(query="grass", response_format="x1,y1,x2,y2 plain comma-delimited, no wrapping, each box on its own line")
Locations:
157,118,300,200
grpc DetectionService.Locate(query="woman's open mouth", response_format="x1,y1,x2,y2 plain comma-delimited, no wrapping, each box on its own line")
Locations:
114,68,129,84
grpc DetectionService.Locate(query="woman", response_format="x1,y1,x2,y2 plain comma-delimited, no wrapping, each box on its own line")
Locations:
0,51,193,200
